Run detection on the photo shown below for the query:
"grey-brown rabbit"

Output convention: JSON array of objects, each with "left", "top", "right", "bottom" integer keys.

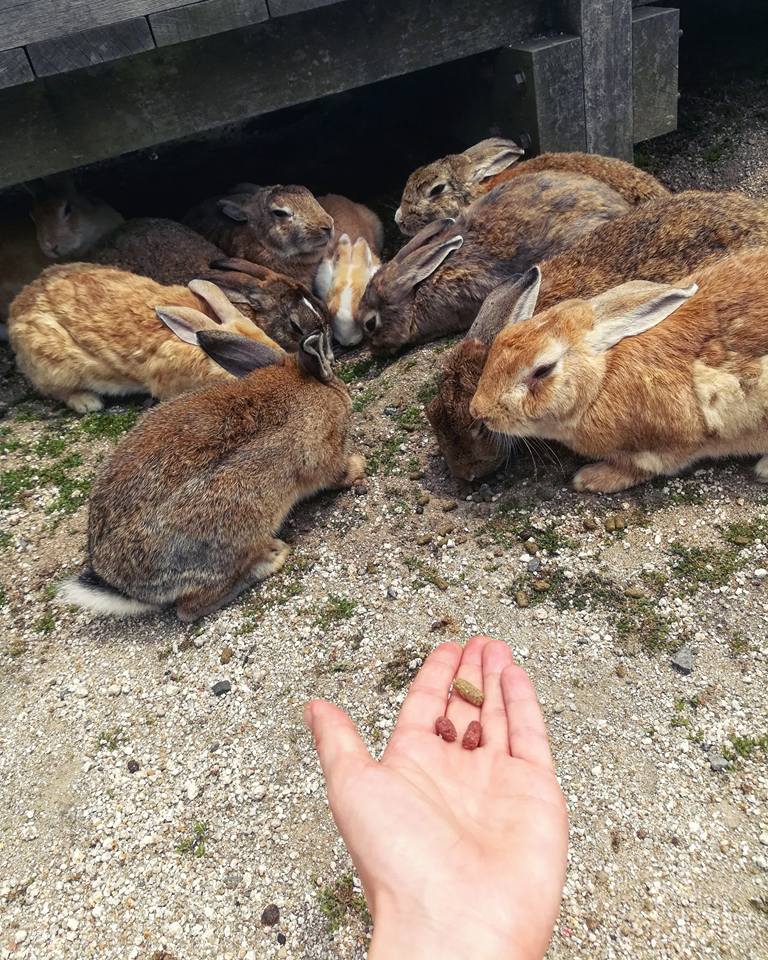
[{"left": 59, "top": 330, "right": 364, "bottom": 622}]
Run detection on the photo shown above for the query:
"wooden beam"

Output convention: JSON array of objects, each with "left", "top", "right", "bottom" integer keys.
[
  {"left": 26, "top": 19, "right": 155, "bottom": 78},
  {"left": 267, "top": 0, "right": 344, "bottom": 16},
  {"left": 632, "top": 6, "right": 679, "bottom": 143},
  {"left": 557, "top": 0, "right": 634, "bottom": 160},
  {"left": 0, "top": 47, "right": 34, "bottom": 89},
  {"left": 495, "top": 36, "right": 586, "bottom": 155},
  {"left": 0, "top": 0, "right": 543, "bottom": 189},
  {"left": 0, "top": 0, "right": 190, "bottom": 52},
  {"left": 150, "top": 0, "right": 269, "bottom": 47}
]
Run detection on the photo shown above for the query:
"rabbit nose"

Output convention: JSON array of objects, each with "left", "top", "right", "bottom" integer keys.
[{"left": 394, "top": 207, "right": 402, "bottom": 225}]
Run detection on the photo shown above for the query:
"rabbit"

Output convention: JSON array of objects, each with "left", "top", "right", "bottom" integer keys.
[
  {"left": 469, "top": 248, "right": 768, "bottom": 493},
  {"left": 8, "top": 264, "right": 282, "bottom": 413},
  {"left": 29, "top": 174, "right": 228, "bottom": 287},
  {"left": 58, "top": 328, "right": 365, "bottom": 621},
  {"left": 315, "top": 234, "right": 381, "bottom": 346},
  {"left": 359, "top": 169, "right": 631, "bottom": 356},
  {"left": 427, "top": 189, "right": 768, "bottom": 481},
  {"left": 194, "top": 256, "right": 332, "bottom": 351},
  {"left": 317, "top": 194, "right": 384, "bottom": 254},
  {"left": 184, "top": 184, "right": 334, "bottom": 289},
  {"left": 395, "top": 138, "right": 669, "bottom": 236}
]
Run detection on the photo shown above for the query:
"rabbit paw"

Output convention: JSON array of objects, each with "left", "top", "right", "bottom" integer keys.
[
  {"left": 755, "top": 456, "right": 768, "bottom": 483},
  {"left": 253, "top": 539, "right": 290, "bottom": 579},
  {"left": 341, "top": 454, "right": 366, "bottom": 487},
  {"left": 66, "top": 391, "right": 104, "bottom": 414},
  {"left": 573, "top": 461, "right": 647, "bottom": 494}
]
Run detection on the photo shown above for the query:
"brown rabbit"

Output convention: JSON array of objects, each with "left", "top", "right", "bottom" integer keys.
[
  {"left": 317, "top": 194, "right": 384, "bottom": 255},
  {"left": 470, "top": 250, "right": 768, "bottom": 493},
  {"left": 427, "top": 189, "right": 768, "bottom": 481},
  {"left": 194, "top": 257, "right": 331, "bottom": 351},
  {"left": 395, "top": 138, "right": 669, "bottom": 236},
  {"left": 8, "top": 264, "right": 282, "bottom": 412},
  {"left": 30, "top": 175, "right": 223, "bottom": 286},
  {"left": 58, "top": 330, "right": 364, "bottom": 621},
  {"left": 184, "top": 184, "right": 334, "bottom": 288},
  {"left": 359, "top": 170, "right": 630, "bottom": 355}
]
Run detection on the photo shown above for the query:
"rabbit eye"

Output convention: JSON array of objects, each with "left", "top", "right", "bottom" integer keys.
[
  {"left": 290, "top": 318, "right": 303, "bottom": 335},
  {"left": 532, "top": 362, "right": 556, "bottom": 380},
  {"left": 364, "top": 312, "right": 380, "bottom": 335},
  {"left": 272, "top": 207, "right": 292, "bottom": 219},
  {"left": 428, "top": 183, "right": 447, "bottom": 198}
]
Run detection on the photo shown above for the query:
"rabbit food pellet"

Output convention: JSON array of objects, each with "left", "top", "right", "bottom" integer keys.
[
  {"left": 452, "top": 678, "right": 485, "bottom": 706},
  {"left": 434, "top": 716, "right": 457, "bottom": 742},
  {"left": 462, "top": 720, "right": 482, "bottom": 750}
]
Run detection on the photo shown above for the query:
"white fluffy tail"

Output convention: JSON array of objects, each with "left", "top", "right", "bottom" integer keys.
[{"left": 58, "top": 570, "right": 161, "bottom": 618}]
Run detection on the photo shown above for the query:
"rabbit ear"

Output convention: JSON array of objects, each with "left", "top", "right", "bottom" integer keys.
[
  {"left": 156, "top": 306, "right": 219, "bottom": 344},
  {"left": 353, "top": 237, "right": 373, "bottom": 268},
  {"left": 586, "top": 282, "right": 698, "bottom": 353},
  {"left": 188, "top": 279, "right": 248, "bottom": 325},
  {"left": 389, "top": 235, "right": 463, "bottom": 300},
  {"left": 467, "top": 267, "right": 542, "bottom": 344},
  {"left": 196, "top": 329, "right": 284, "bottom": 378},
  {"left": 298, "top": 329, "right": 334, "bottom": 383},
  {"left": 217, "top": 199, "right": 249, "bottom": 223},
  {"left": 393, "top": 218, "right": 455, "bottom": 262},
  {"left": 462, "top": 138, "right": 525, "bottom": 182},
  {"left": 210, "top": 258, "right": 277, "bottom": 281}
]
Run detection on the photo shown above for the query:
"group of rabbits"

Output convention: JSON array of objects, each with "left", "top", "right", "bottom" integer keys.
[{"left": 3, "top": 135, "right": 768, "bottom": 621}]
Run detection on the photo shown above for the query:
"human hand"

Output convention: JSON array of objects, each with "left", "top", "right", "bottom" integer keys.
[{"left": 305, "top": 636, "right": 568, "bottom": 960}]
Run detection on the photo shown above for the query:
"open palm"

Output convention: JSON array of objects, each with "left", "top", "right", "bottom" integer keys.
[{"left": 305, "top": 636, "right": 568, "bottom": 960}]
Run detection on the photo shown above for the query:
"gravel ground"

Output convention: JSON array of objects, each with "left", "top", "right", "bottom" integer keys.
[{"left": 2, "top": 66, "right": 768, "bottom": 960}]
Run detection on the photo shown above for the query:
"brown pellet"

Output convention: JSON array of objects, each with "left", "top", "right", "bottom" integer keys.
[
  {"left": 462, "top": 720, "right": 482, "bottom": 750},
  {"left": 452, "top": 677, "right": 485, "bottom": 707},
  {"left": 434, "top": 716, "right": 457, "bottom": 742}
]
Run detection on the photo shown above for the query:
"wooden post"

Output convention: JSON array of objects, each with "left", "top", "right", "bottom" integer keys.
[{"left": 556, "top": 0, "right": 634, "bottom": 160}]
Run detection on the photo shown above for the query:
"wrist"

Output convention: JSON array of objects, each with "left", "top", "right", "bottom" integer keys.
[{"left": 368, "top": 901, "right": 537, "bottom": 960}]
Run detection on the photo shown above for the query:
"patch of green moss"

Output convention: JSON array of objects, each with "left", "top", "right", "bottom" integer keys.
[
  {"left": 377, "top": 645, "right": 426, "bottom": 692},
  {"left": 416, "top": 374, "right": 440, "bottom": 405},
  {"left": 352, "top": 387, "right": 377, "bottom": 413},
  {"left": 315, "top": 595, "right": 357, "bottom": 629},
  {"left": 723, "top": 732, "right": 768, "bottom": 762},
  {"left": 403, "top": 555, "right": 449, "bottom": 591},
  {"left": 176, "top": 820, "right": 208, "bottom": 857},
  {"left": 76, "top": 409, "right": 139, "bottom": 439},
  {"left": 317, "top": 873, "right": 371, "bottom": 932},
  {"left": 669, "top": 542, "right": 743, "bottom": 588},
  {"left": 337, "top": 357, "right": 380, "bottom": 383},
  {"left": 33, "top": 612, "right": 56, "bottom": 634},
  {"left": 721, "top": 519, "right": 767, "bottom": 547}
]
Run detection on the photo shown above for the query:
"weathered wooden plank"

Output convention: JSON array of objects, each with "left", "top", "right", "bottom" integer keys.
[
  {"left": 557, "top": 0, "right": 634, "bottom": 160},
  {"left": 0, "top": 47, "right": 34, "bottom": 89},
  {"left": 27, "top": 18, "right": 155, "bottom": 77},
  {"left": 151, "top": 0, "right": 269, "bottom": 47},
  {"left": 632, "top": 6, "right": 679, "bottom": 143},
  {"left": 495, "top": 36, "right": 586, "bottom": 156},
  {"left": 0, "top": 0, "right": 192, "bottom": 52},
  {"left": 267, "top": 0, "right": 344, "bottom": 17},
  {"left": 0, "top": 0, "right": 544, "bottom": 189}
]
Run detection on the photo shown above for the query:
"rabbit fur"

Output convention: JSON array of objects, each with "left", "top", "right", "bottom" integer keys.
[
  {"left": 395, "top": 138, "right": 668, "bottom": 235},
  {"left": 8, "top": 264, "right": 282, "bottom": 413},
  {"left": 470, "top": 249, "right": 768, "bottom": 493},
  {"left": 58, "top": 330, "right": 364, "bottom": 621},
  {"left": 427, "top": 189, "right": 768, "bottom": 481},
  {"left": 359, "top": 170, "right": 631, "bottom": 355}
]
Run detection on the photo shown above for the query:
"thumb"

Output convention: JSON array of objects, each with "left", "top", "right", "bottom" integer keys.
[{"left": 305, "top": 699, "right": 371, "bottom": 790}]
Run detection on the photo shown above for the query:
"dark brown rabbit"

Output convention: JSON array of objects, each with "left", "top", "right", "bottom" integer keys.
[
  {"left": 59, "top": 329, "right": 364, "bottom": 621},
  {"left": 395, "top": 138, "right": 669, "bottom": 235},
  {"left": 196, "top": 257, "right": 331, "bottom": 351},
  {"left": 359, "top": 170, "right": 631, "bottom": 355},
  {"left": 427, "top": 190, "right": 768, "bottom": 481},
  {"left": 184, "top": 184, "right": 334, "bottom": 289}
]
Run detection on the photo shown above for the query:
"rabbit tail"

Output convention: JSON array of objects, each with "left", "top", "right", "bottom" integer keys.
[{"left": 58, "top": 568, "right": 161, "bottom": 618}]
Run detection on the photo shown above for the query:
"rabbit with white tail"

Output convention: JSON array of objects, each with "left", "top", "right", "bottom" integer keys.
[
  {"left": 470, "top": 250, "right": 768, "bottom": 493},
  {"left": 59, "top": 329, "right": 364, "bottom": 621}
]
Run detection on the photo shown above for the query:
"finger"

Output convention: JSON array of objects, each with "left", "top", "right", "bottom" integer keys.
[
  {"left": 480, "top": 639, "right": 515, "bottom": 751},
  {"left": 394, "top": 642, "right": 462, "bottom": 734},
  {"left": 501, "top": 664, "right": 555, "bottom": 770},
  {"left": 304, "top": 699, "right": 371, "bottom": 791},
  {"left": 446, "top": 634, "right": 492, "bottom": 731}
]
